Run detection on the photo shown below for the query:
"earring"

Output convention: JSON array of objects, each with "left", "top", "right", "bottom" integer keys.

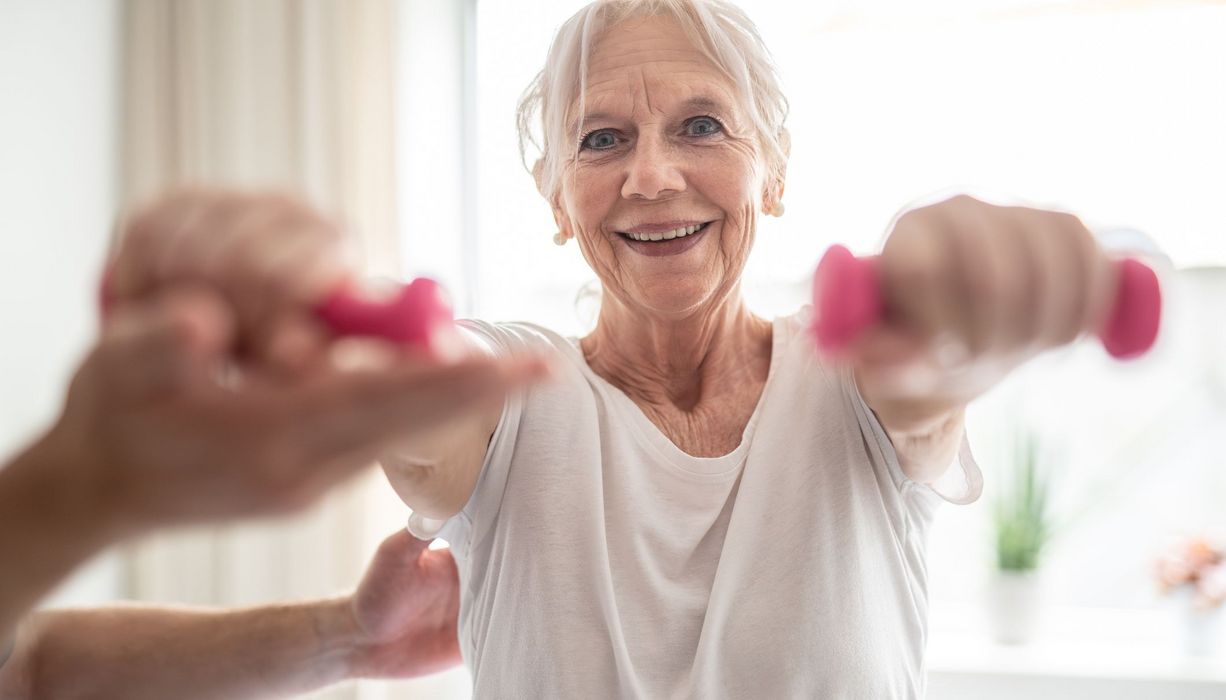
[
  {"left": 766, "top": 201, "right": 785, "bottom": 217},
  {"left": 553, "top": 231, "right": 568, "bottom": 246}
]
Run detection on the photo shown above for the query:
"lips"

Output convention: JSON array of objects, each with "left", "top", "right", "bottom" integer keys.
[
  {"left": 616, "top": 221, "right": 714, "bottom": 257},
  {"left": 617, "top": 221, "right": 711, "bottom": 242}
]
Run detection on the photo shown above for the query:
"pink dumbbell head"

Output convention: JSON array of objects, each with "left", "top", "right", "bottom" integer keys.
[
  {"left": 811, "top": 245, "right": 1162, "bottom": 360},
  {"left": 315, "top": 278, "right": 454, "bottom": 348}
]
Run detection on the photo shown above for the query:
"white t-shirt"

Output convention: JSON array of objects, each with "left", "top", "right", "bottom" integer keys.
[{"left": 408, "top": 307, "right": 982, "bottom": 699}]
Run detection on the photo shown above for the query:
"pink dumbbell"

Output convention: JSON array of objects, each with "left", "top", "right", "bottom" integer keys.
[
  {"left": 100, "top": 270, "right": 454, "bottom": 348},
  {"left": 314, "top": 278, "right": 454, "bottom": 346},
  {"left": 811, "top": 245, "right": 1162, "bottom": 360}
]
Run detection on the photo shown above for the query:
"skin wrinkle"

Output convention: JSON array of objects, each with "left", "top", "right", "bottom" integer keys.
[{"left": 553, "top": 15, "right": 777, "bottom": 458}]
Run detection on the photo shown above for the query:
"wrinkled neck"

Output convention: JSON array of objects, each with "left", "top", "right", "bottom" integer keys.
[{"left": 579, "top": 294, "right": 771, "bottom": 412}]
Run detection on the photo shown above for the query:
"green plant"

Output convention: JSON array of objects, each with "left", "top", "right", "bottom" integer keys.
[{"left": 992, "top": 430, "right": 1051, "bottom": 572}]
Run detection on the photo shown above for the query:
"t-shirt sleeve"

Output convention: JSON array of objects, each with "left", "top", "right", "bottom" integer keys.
[
  {"left": 842, "top": 366, "right": 983, "bottom": 507},
  {"left": 405, "top": 319, "right": 527, "bottom": 549}
]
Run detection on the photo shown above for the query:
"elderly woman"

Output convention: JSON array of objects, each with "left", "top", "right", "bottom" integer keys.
[{"left": 110, "top": 0, "right": 1120, "bottom": 697}]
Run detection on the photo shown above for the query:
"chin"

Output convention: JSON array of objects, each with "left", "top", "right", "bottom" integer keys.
[{"left": 631, "top": 281, "right": 720, "bottom": 318}]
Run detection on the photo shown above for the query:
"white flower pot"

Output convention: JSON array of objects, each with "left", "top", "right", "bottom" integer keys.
[
  {"left": 987, "top": 569, "right": 1042, "bottom": 645},
  {"left": 1173, "top": 587, "right": 1223, "bottom": 657}
]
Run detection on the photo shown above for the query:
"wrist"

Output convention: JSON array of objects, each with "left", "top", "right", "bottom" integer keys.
[
  {"left": 311, "top": 595, "right": 369, "bottom": 682},
  {"left": 0, "top": 430, "right": 128, "bottom": 640},
  {"left": 30, "top": 423, "right": 138, "bottom": 546}
]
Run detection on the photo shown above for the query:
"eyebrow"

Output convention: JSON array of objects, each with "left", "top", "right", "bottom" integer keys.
[{"left": 575, "top": 96, "right": 735, "bottom": 131}]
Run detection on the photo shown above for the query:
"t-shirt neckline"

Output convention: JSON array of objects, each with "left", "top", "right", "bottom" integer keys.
[{"left": 562, "top": 315, "right": 787, "bottom": 477}]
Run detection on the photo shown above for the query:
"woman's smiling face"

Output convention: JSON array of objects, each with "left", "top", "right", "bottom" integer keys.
[{"left": 551, "top": 14, "right": 772, "bottom": 320}]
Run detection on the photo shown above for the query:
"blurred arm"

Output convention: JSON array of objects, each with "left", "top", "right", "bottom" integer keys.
[
  {"left": 0, "top": 434, "right": 124, "bottom": 663},
  {"left": 0, "top": 598, "right": 364, "bottom": 700}
]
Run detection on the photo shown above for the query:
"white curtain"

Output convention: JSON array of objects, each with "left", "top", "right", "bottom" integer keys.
[{"left": 118, "top": 2, "right": 415, "bottom": 698}]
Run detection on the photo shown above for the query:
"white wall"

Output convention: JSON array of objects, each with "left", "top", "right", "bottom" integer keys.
[{"left": 0, "top": 0, "right": 122, "bottom": 604}]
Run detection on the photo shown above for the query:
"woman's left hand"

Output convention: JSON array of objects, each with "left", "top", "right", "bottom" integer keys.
[
  {"left": 345, "top": 530, "right": 462, "bottom": 680},
  {"left": 850, "top": 194, "right": 1117, "bottom": 405}
]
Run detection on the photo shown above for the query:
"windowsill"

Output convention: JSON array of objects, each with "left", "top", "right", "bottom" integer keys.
[{"left": 927, "top": 602, "right": 1226, "bottom": 685}]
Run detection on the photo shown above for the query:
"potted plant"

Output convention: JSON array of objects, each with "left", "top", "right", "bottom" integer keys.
[
  {"left": 987, "top": 430, "right": 1051, "bottom": 645},
  {"left": 1155, "top": 536, "right": 1226, "bottom": 656}
]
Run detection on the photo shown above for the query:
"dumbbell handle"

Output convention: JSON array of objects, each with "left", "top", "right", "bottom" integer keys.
[
  {"left": 810, "top": 245, "right": 1162, "bottom": 360},
  {"left": 314, "top": 278, "right": 454, "bottom": 346}
]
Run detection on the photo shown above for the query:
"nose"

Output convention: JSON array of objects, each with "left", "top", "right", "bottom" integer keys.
[{"left": 621, "top": 135, "right": 686, "bottom": 200}]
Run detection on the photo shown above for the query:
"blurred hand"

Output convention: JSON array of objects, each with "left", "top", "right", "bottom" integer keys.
[
  {"left": 106, "top": 188, "right": 352, "bottom": 367},
  {"left": 43, "top": 286, "right": 547, "bottom": 534},
  {"left": 851, "top": 194, "right": 1116, "bottom": 401},
  {"left": 348, "top": 529, "right": 462, "bottom": 679}
]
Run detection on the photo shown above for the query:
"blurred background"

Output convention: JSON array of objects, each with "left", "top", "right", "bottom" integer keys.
[{"left": 2, "top": 0, "right": 1224, "bottom": 698}]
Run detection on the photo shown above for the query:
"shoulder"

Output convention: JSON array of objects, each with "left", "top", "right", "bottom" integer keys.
[{"left": 456, "top": 319, "right": 576, "bottom": 358}]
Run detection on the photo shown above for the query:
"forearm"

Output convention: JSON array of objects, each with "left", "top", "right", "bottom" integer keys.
[
  {"left": 0, "top": 598, "right": 363, "bottom": 700},
  {"left": 853, "top": 365, "right": 970, "bottom": 484},
  {"left": 0, "top": 433, "right": 122, "bottom": 650},
  {"left": 885, "top": 407, "right": 966, "bottom": 484}
]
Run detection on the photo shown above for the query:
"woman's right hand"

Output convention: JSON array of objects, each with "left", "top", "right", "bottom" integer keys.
[
  {"left": 107, "top": 188, "right": 361, "bottom": 367},
  {"left": 63, "top": 188, "right": 551, "bottom": 533},
  {"left": 42, "top": 285, "right": 549, "bottom": 535}
]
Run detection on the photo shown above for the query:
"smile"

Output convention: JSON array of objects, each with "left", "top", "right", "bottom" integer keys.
[
  {"left": 614, "top": 221, "right": 714, "bottom": 257},
  {"left": 616, "top": 221, "right": 711, "bottom": 242}
]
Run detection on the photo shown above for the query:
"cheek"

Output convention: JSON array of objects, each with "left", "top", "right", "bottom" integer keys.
[
  {"left": 700, "top": 144, "right": 763, "bottom": 209},
  {"left": 697, "top": 164, "right": 761, "bottom": 235},
  {"left": 565, "top": 173, "right": 620, "bottom": 234}
]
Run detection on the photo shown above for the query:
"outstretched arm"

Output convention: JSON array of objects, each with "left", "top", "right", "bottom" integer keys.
[
  {"left": 851, "top": 195, "right": 1117, "bottom": 483},
  {"left": 0, "top": 530, "right": 460, "bottom": 700}
]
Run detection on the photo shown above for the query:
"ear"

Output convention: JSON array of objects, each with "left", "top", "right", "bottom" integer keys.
[
  {"left": 762, "top": 127, "right": 791, "bottom": 212},
  {"left": 534, "top": 157, "right": 575, "bottom": 239},
  {"left": 531, "top": 158, "right": 548, "bottom": 199}
]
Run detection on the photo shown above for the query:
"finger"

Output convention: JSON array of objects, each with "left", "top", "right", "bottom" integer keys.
[
  {"left": 110, "top": 188, "right": 229, "bottom": 301},
  {"left": 880, "top": 212, "right": 951, "bottom": 344},
  {"left": 381, "top": 528, "right": 433, "bottom": 562},
  {"left": 1034, "top": 213, "right": 1090, "bottom": 348},
  {"left": 252, "top": 214, "right": 350, "bottom": 303},
  {"left": 220, "top": 205, "right": 345, "bottom": 300},
  {"left": 154, "top": 195, "right": 239, "bottom": 283},
  {"left": 287, "top": 355, "right": 553, "bottom": 462},
  {"left": 943, "top": 208, "right": 998, "bottom": 357},
  {"left": 218, "top": 205, "right": 352, "bottom": 352},
  {"left": 1077, "top": 225, "right": 1117, "bottom": 339},
  {"left": 195, "top": 197, "right": 295, "bottom": 289},
  {"left": 982, "top": 209, "right": 1038, "bottom": 353},
  {"left": 993, "top": 210, "right": 1041, "bottom": 351},
  {"left": 260, "top": 310, "right": 334, "bottom": 376},
  {"left": 96, "top": 286, "right": 237, "bottom": 399}
]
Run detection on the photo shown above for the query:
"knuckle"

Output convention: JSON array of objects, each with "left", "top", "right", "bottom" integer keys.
[
  {"left": 1051, "top": 210, "right": 1086, "bottom": 232},
  {"left": 894, "top": 206, "right": 933, "bottom": 232},
  {"left": 159, "top": 310, "right": 201, "bottom": 351}
]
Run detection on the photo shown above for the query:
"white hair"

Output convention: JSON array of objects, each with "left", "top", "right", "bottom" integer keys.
[{"left": 517, "top": 0, "right": 790, "bottom": 203}]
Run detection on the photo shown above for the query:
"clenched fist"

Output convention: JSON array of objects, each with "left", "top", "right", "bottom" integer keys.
[{"left": 852, "top": 194, "right": 1118, "bottom": 403}]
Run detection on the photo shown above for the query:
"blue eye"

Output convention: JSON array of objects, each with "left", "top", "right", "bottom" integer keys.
[
  {"left": 686, "top": 116, "right": 723, "bottom": 136},
  {"left": 581, "top": 130, "right": 617, "bottom": 150}
]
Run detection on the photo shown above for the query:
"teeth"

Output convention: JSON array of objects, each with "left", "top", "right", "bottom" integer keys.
[{"left": 623, "top": 223, "right": 705, "bottom": 242}]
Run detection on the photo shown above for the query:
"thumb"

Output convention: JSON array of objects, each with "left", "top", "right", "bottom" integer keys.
[
  {"left": 94, "top": 286, "right": 236, "bottom": 398},
  {"left": 381, "top": 527, "right": 434, "bottom": 566}
]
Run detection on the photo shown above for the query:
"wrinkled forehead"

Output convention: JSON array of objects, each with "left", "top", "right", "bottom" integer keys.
[{"left": 568, "top": 15, "right": 741, "bottom": 129}]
